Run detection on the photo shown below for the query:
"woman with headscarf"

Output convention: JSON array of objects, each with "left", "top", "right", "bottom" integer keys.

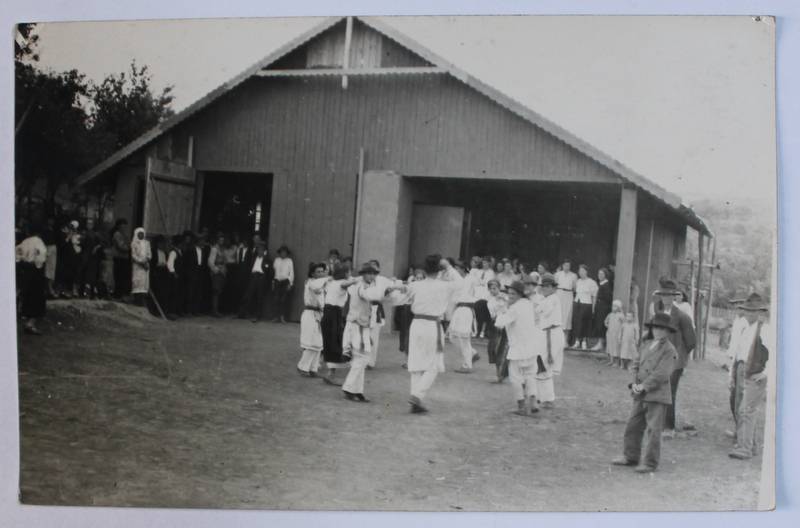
[
  {"left": 16, "top": 226, "right": 48, "bottom": 334},
  {"left": 130, "top": 227, "right": 152, "bottom": 306}
]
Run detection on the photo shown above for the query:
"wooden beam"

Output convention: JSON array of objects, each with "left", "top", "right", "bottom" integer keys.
[
  {"left": 342, "top": 16, "right": 353, "bottom": 89},
  {"left": 641, "top": 218, "right": 655, "bottom": 326},
  {"left": 613, "top": 187, "right": 637, "bottom": 312},
  {"left": 255, "top": 67, "right": 446, "bottom": 77},
  {"left": 352, "top": 147, "right": 366, "bottom": 264}
]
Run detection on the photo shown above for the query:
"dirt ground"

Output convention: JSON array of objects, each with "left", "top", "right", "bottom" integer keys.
[{"left": 16, "top": 300, "right": 764, "bottom": 511}]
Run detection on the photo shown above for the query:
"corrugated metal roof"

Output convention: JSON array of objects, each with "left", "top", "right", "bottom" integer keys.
[{"left": 75, "top": 15, "right": 711, "bottom": 236}]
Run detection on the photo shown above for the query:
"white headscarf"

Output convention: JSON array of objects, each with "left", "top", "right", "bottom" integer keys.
[{"left": 131, "top": 227, "right": 150, "bottom": 262}]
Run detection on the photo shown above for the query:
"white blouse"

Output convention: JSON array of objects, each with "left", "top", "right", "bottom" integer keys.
[{"left": 574, "top": 278, "right": 598, "bottom": 304}]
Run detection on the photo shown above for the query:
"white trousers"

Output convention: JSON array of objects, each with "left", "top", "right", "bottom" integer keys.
[
  {"left": 343, "top": 349, "right": 371, "bottom": 395},
  {"left": 410, "top": 370, "right": 439, "bottom": 402},
  {"left": 368, "top": 325, "right": 381, "bottom": 367},
  {"left": 455, "top": 335, "right": 475, "bottom": 369},
  {"left": 297, "top": 348, "right": 321, "bottom": 373},
  {"left": 509, "top": 358, "right": 538, "bottom": 401}
]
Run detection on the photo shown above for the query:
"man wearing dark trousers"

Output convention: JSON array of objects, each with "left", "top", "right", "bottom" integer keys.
[
  {"left": 238, "top": 240, "right": 271, "bottom": 322},
  {"left": 652, "top": 279, "right": 696, "bottom": 439}
]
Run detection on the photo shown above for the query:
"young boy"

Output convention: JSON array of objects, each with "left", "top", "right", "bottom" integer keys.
[
  {"left": 494, "top": 280, "right": 544, "bottom": 416},
  {"left": 612, "top": 313, "right": 678, "bottom": 473}
]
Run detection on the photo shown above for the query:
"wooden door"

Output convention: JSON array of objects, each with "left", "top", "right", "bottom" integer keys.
[
  {"left": 409, "top": 204, "right": 465, "bottom": 265},
  {"left": 143, "top": 157, "right": 197, "bottom": 236}
]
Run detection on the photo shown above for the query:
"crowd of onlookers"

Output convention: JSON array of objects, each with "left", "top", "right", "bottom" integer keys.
[{"left": 14, "top": 214, "right": 303, "bottom": 330}]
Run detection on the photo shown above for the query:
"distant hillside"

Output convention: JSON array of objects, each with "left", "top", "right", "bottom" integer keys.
[{"left": 684, "top": 197, "right": 775, "bottom": 308}]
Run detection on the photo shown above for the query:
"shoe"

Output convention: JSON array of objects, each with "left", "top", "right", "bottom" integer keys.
[
  {"left": 581, "top": 342, "right": 587, "bottom": 350},
  {"left": 297, "top": 368, "right": 310, "bottom": 376},
  {"left": 322, "top": 377, "right": 343, "bottom": 387},
  {"left": 724, "top": 430, "right": 737, "bottom": 439},
  {"left": 344, "top": 391, "right": 358, "bottom": 401},
  {"left": 366, "top": 365, "right": 374, "bottom": 371},
  {"left": 409, "top": 396, "right": 429, "bottom": 414},
  {"left": 308, "top": 371, "right": 319, "bottom": 378},
  {"left": 611, "top": 457, "right": 638, "bottom": 467},
  {"left": 472, "top": 353, "right": 481, "bottom": 363},
  {"left": 634, "top": 465, "right": 656, "bottom": 473},
  {"left": 661, "top": 429, "right": 676, "bottom": 440},
  {"left": 23, "top": 327, "right": 42, "bottom": 335},
  {"left": 541, "top": 401, "right": 554, "bottom": 409},
  {"left": 355, "top": 393, "right": 370, "bottom": 402},
  {"left": 454, "top": 368, "right": 473, "bottom": 374},
  {"left": 728, "top": 449, "right": 752, "bottom": 460},
  {"left": 591, "top": 342, "right": 604, "bottom": 351},
  {"left": 251, "top": 318, "right": 259, "bottom": 323}
]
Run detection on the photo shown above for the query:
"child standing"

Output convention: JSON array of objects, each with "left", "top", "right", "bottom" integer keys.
[
  {"left": 604, "top": 300, "right": 625, "bottom": 367},
  {"left": 619, "top": 311, "right": 640, "bottom": 370},
  {"left": 611, "top": 313, "right": 678, "bottom": 473}
]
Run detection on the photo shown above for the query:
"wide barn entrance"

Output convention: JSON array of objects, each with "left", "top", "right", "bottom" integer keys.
[{"left": 356, "top": 171, "right": 623, "bottom": 281}]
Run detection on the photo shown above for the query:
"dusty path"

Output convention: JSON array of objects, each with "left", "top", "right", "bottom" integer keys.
[{"left": 17, "top": 300, "right": 762, "bottom": 511}]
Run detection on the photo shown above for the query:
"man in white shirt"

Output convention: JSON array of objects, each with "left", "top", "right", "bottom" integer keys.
[
  {"left": 272, "top": 245, "right": 294, "bottom": 323},
  {"left": 728, "top": 293, "right": 772, "bottom": 460}
]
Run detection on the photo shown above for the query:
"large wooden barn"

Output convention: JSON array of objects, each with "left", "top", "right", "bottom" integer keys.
[{"left": 77, "top": 16, "right": 711, "bottom": 324}]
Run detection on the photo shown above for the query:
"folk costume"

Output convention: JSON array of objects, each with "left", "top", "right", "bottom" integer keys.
[
  {"left": 448, "top": 266, "right": 480, "bottom": 372},
  {"left": 341, "top": 267, "right": 389, "bottom": 401},
  {"left": 537, "top": 274, "right": 565, "bottom": 382},
  {"left": 367, "top": 274, "right": 393, "bottom": 368},
  {"left": 389, "top": 271, "right": 463, "bottom": 412},
  {"left": 298, "top": 272, "right": 330, "bottom": 376},
  {"left": 615, "top": 313, "right": 678, "bottom": 472},
  {"left": 321, "top": 278, "right": 351, "bottom": 375},
  {"left": 494, "top": 281, "right": 547, "bottom": 415}
]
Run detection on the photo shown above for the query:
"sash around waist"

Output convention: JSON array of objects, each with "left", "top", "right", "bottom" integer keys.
[
  {"left": 412, "top": 314, "right": 442, "bottom": 322},
  {"left": 456, "top": 302, "right": 475, "bottom": 309},
  {"left": 304, "top": 305, "right": 323, "bottom": 312}
]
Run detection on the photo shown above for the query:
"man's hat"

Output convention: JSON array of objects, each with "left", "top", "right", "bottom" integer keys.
[
  {"left": 453, "top": 260, "right": 468, "bottom": 271},
  {"left": 740, "top": 293, "right": 768, "bottom": 311},
  {"left": 358, "top": 262, "right": 379, "bottom": 275},
  {"left": 644, "top": 313, "right": 677, "bottom": 333},
  {"left": 505, "top": 280, "right": 527, "bottom": 297},
  {"left": 540, "top": 273, "right": 558, "bottom": 286},
  {"left": 522, "top": 272, "right": 539, "bottom": 285},
  {"left": 728, "top": 290, "right": 750, "bottom": 304},
  {"left": 654, "top": 278, "right": 679, "bottom": 296},
  {"left": 254, "top": 239, "right": 267, "bottom": 248}
]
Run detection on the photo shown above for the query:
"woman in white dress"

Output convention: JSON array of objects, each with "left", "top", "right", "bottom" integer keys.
[{"left": 130, "top": 227, "right": 151, "bottom": 306}]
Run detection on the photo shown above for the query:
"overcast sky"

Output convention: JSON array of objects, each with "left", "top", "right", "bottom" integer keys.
[{"left": 30, "top": 15, "right": 776, "bottom": 210}]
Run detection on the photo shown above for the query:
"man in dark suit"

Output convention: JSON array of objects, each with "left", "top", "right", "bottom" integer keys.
[
  {"left": 612, "top": 313, "right": 678, "bottom": 473},
  {"left": 183, "top": 231, "right": 202, "bottom": 316},
  {"left": 653, "top": 279, "right": 697, "bottom": 438},
  {"left": 237, "top": 239, "right": 271, "bottom": 322}
]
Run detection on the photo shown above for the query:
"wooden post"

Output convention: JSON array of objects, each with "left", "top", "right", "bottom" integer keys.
[
  {"left": 613, "top": 187, "right": 637, "bottom": 312},
  {"left": 641, "top": 218, "right": 655, "bottom": 329},
  {"left": 695, "top": 234, "right": 705, "bottom": 359},
  {"left": 702, "top": 237, "right": 717, "bottom": 359},
  {"left": 352, "top": 147, "right": 365, "bottom": 264},
  {"left": 342, "top": 17, "right": 353, "bottom": 89}
]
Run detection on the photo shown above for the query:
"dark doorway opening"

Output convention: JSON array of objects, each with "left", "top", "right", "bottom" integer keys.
[
  {"left": 198, "top": 171, "right": 273, "bottom": 240},
  {"left": 406, "top": 177, "right": 620, "bottom": 273}
]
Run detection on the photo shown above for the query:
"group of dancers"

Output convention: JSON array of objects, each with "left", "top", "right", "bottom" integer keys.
[{"left": 295, "top": 253, "right": 566, "bottom": 415}]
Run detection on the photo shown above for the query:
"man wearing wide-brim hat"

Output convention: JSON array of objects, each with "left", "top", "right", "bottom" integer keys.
[
  {"left": 652, "top": 278, "right": 697, "bottom": 439},
  {"left": 727, "top": 293, "right": 773, "bottom": 460},
  {"left": 724, "top": 290, "right": 750, "bottom": 364},
  {"left": 612, "top": 313, "right": 678, "bottom": 473}
]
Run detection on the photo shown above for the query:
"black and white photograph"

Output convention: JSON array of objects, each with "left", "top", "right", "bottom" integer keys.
[{"left": 3, "top": 1, "right": 793, "bottom": 525}]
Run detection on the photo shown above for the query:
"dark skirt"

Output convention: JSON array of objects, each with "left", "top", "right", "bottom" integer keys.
[
  {"left": 321, "top": 304, "right": 347, "bottom": 364},
  {"left": 19, "top": 262, "right": 46, "bottom": 319},
  {"left": 572, "top": 302, "right": 594, "bottom": 340},
  {"left": 396, "top": 304, "right": 413, "bottom": 353},
  {"left": 593, "top": 299, "right": 612, "bottom": 337},
  {"left": 487, "top": 327, "right": 508, "bottom": 365}
]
